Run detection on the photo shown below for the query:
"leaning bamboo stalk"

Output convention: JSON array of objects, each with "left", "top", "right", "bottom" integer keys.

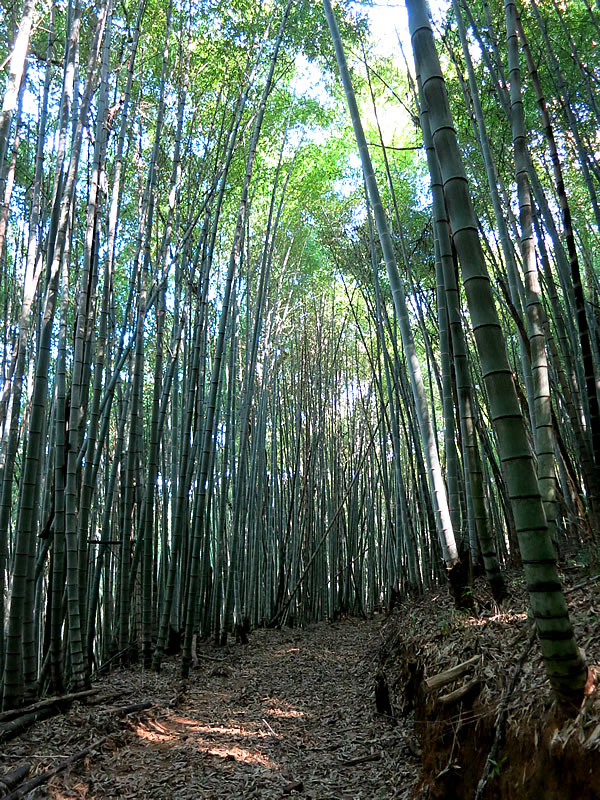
[
  {"left": 406, "top": 0, "right": 587, "bottom": 703},
  {"left": 323, "top": 0, "right": 460, "bottom": 586}
]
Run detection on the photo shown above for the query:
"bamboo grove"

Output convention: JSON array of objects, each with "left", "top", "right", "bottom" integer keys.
[{"left": 0, "top": 0, "right": 599, "bottom": 710}]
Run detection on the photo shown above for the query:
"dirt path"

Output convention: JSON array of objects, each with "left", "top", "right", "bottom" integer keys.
[{"left": 1, "top": 618, "right": 420, "bottom": 799}]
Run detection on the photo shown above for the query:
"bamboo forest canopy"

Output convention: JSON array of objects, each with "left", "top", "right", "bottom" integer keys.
[{"left": 0, "top": 0, "right": 599, "bottom": 710}]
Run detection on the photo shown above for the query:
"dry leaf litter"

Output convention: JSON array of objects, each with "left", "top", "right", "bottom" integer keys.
[
  {"left": 0, "top": 617, "right": 419, "bottom": 799},
  {"left": 2, "top": 569, "right": 600, "bottom": 799}
]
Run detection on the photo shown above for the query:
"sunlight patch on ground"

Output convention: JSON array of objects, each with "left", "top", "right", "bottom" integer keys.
[
  {"left": 262, "top": 697, "right": 308, "bottom": 719},
  {"left": 264, "top": 705, "right": 306, "bottom": 719},
  {"left": 135, "top": 719, "right": 176, "bottom": 743},
  {"left": 460, "top": 611, "right": 529, "bottom": 628},
  {"left": 272, "top": 646, "right": 306, "bottom": 657},
  {"left": 171, "top": 720, "right": 267, "bottom": 738},
  {"left": 201, "top": 744, "right": 278, "bottom": 768},
  {"left": 134, "top": 713, "right": 288, "bottom": 757}
]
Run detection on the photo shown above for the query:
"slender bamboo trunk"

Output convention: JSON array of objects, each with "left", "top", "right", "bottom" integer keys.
[{"left": 323, "top": 0, "right": 460, "bottom": 593}]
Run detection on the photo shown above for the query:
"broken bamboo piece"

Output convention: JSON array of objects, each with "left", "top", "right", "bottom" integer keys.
[
  {"left": 424, "top": 655, "right": 481, "bottom": 692},
  {"left": 0, "top": 764, "right": 30, "bottom": 795},
  {"left": 1, "top": 738, "right": 106, "bottom": 800},
  {"left": 0, "top": 689, "right": 100, "bottom": 744},
  {"left": 0, "top": 710, "right": 54, "bottom": 744},
  {"left": 438, "top": 676, "right": 481, "bottom": 706},
  {"left": 0, "top": 689, "right": 98, "bottom": 723}
]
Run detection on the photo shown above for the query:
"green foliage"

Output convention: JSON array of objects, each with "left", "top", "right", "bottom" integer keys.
[{"left": 2, "top": 0, "right": 599, "bottom": 701}]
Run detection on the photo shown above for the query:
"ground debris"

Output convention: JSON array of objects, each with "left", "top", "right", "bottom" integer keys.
[
  {"left": 6, "top": 570, "right": 596, "bottom": 799},
  {"left": 0, "top": 618, "right": 419, "bottom": 799},
  {"left": 0, "top": 763, "right": 30, "bottom": 795}
]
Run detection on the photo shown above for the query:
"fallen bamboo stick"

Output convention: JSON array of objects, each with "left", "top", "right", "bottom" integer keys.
[
  {"left": 424, "top": 655, "right": 481, "bottom": 692},
  {"left": 1, "top": 738, "right": 107, "bottom": 800},
  {"left": 0, "top": 689, "right": 98, "bottom": 723},
  {"left": 0, "top": 763, "right": 30, "bottom": 795},
  {"left": 100, "top": 701, "right": 153, "bottom": 716},
  {"left": 438, "top": 676, "right": 481, "bottom": 706},
  {"left": 0, "top": 710, "right": 54, "bottom": 744}
]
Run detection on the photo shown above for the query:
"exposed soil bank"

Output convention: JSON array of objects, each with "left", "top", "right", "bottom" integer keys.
[{"left": 378, "top": 573, "right": 600, "bottom": 799}]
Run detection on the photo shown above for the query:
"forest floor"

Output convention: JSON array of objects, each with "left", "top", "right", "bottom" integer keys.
[
  {"left": 0, "top": 617, "right": 420, "bottom": 799},
  {"left": 2, "top": 567, "right": 600, "bottom": 799}
]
